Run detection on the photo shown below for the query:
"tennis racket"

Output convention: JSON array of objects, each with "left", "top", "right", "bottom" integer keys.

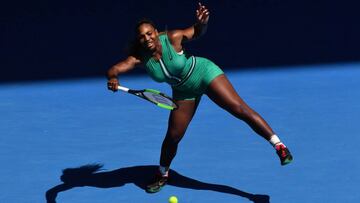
[{"left": 117, "top": 86, "right": 178, "bottom": 110}]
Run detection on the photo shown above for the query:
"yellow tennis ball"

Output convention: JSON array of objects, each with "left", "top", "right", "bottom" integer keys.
[{"left": 169, "top": 196, "right": 178, "bottom": 203}]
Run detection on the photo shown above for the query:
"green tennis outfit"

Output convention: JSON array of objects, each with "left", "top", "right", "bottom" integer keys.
[{"left": 143, "top": 33, "right": 223, "bottom": 100}]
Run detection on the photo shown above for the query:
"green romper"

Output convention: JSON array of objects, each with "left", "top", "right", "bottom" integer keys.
[{"left": 143, "top": 33, "right": 224, "bottom": 100}]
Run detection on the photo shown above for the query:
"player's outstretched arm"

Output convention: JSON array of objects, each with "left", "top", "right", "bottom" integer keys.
[
  {"left": 170, "top": 2, "right": 210, "bottom": 43},
  {"left": 106, "top": 56, "right": 141, "bottom": 91}
]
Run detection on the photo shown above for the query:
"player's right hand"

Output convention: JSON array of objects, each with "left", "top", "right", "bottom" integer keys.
[{"left": 107, "top": 78, "right": 119, "bottom": 92}]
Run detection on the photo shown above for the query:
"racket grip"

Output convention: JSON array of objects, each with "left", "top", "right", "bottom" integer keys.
[{"left": 117, "top": 86, "right": 130, "bottom": 92}]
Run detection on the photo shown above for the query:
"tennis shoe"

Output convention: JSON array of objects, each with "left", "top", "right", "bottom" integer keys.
[
  {"left": 275, "top": 144, "right": 293, "bottom": 166},
  {"left": 146, "top": 172, "right": 168, "bottom": 193}
]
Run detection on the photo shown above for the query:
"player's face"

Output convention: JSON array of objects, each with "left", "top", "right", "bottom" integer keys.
[{"left": 137, "top": 24, "right": 159, "bottom": 51}]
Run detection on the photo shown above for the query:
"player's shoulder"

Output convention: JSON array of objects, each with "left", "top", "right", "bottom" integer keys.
[{"left": 165, "top": 30, "right": 183, "bottom": 44}]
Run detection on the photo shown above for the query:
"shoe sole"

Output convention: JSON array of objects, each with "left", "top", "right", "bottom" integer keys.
[
  {"left": 281, "top": 155, "right": 293, "bottom": 166},
  {"left": 146, "top": 186, "right": 164, "bottom": 193}
]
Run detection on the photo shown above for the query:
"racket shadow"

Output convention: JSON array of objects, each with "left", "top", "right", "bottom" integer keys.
[{"left": 45, "top": 164, "right": 270, "bottom": 203}]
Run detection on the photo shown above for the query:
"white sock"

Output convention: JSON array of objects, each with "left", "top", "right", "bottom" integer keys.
[
  {"left": 159, "top": 166, "right": 169, "bottom": 177},
  {"left": 269, "top": 135, "right": 283, "bottom": 147}
]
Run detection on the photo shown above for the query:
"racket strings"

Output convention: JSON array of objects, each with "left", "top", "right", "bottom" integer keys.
[{"left": 143, "top": 92, "right": 176, "bottom": 107}]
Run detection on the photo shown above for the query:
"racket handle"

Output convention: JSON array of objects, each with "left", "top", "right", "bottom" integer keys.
[{"left": 117, "top": 86, "right": 130, "bottom": 92}]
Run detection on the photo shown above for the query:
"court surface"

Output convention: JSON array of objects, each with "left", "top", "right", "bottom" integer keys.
[{"left": 1, "top": 63, "right": 359, "bottom": 203}]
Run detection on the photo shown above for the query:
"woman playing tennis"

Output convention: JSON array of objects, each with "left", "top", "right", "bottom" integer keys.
[{"left": 107, "top": 2, "right": 293, "bottom": 193}]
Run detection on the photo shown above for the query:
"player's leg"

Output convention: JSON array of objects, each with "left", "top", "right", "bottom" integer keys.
[
  {"left": 160, "top": 99, "right": 200, "bottom": 168},
  {"left": 146, "top": 98, "right": 200, "bottom": 193},
  {"left": 207, "top": 74, "right": 274, "bottom": 139},
  {"left": 206, "top": 74, "right": 293, "bottom": 165}
]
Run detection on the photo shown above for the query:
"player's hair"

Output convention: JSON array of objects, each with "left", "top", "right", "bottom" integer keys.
[{"left": 135, "top": 18, "right": 157, "bottom": 33}]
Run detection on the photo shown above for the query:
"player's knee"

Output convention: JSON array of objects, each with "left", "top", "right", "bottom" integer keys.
[
  {"left": 167, "top": 129, "right": 185, "bottom": 144},
  {"left": 229, "top": 103, "right": 251, "bottom": 120}
]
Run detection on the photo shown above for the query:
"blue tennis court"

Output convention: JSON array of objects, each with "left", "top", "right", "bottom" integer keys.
[{"left": 1, "top": 63, "right": 359, "bottom": 203}]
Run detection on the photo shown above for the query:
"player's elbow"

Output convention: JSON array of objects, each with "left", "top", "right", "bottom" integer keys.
[{"left": 106, "top": 66, "right": 118, "bottom": 79}]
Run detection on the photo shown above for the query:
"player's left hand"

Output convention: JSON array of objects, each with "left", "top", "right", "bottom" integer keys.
[{"left": 196, "top": 2, "right": 210, "bottom": 24}]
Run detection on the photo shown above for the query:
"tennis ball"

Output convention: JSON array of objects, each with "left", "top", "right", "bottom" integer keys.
[{"left": 169, "top": 196, "right": 178, "bottom": 203}]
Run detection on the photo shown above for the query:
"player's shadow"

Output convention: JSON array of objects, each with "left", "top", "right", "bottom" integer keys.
[{"left": 46, "top": 164, "right": 270, "bottom": 203}]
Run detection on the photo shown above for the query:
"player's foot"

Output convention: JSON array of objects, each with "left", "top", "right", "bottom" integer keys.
[
  {"left": 146, "top": 172, "right": 168, "bottom": 193},
  {"left": 275, "top": 144, "right": 293, "bottom": 165}
]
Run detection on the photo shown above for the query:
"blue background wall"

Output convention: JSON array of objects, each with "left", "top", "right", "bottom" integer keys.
[{"left": 1, "top": 0, "right": 359, "bottom": 82}]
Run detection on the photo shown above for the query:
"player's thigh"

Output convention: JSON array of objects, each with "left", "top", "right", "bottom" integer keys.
[
  {"left": 167, "top": 99, "right": 199, "bottom": 136},
  {"left": 206, "top": 74, "right": 247, "bottom": 111}
]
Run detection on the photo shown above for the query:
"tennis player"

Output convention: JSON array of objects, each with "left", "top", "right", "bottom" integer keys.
[{"left": 106, "top": 2, "right": 293, "bottom": 193}]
